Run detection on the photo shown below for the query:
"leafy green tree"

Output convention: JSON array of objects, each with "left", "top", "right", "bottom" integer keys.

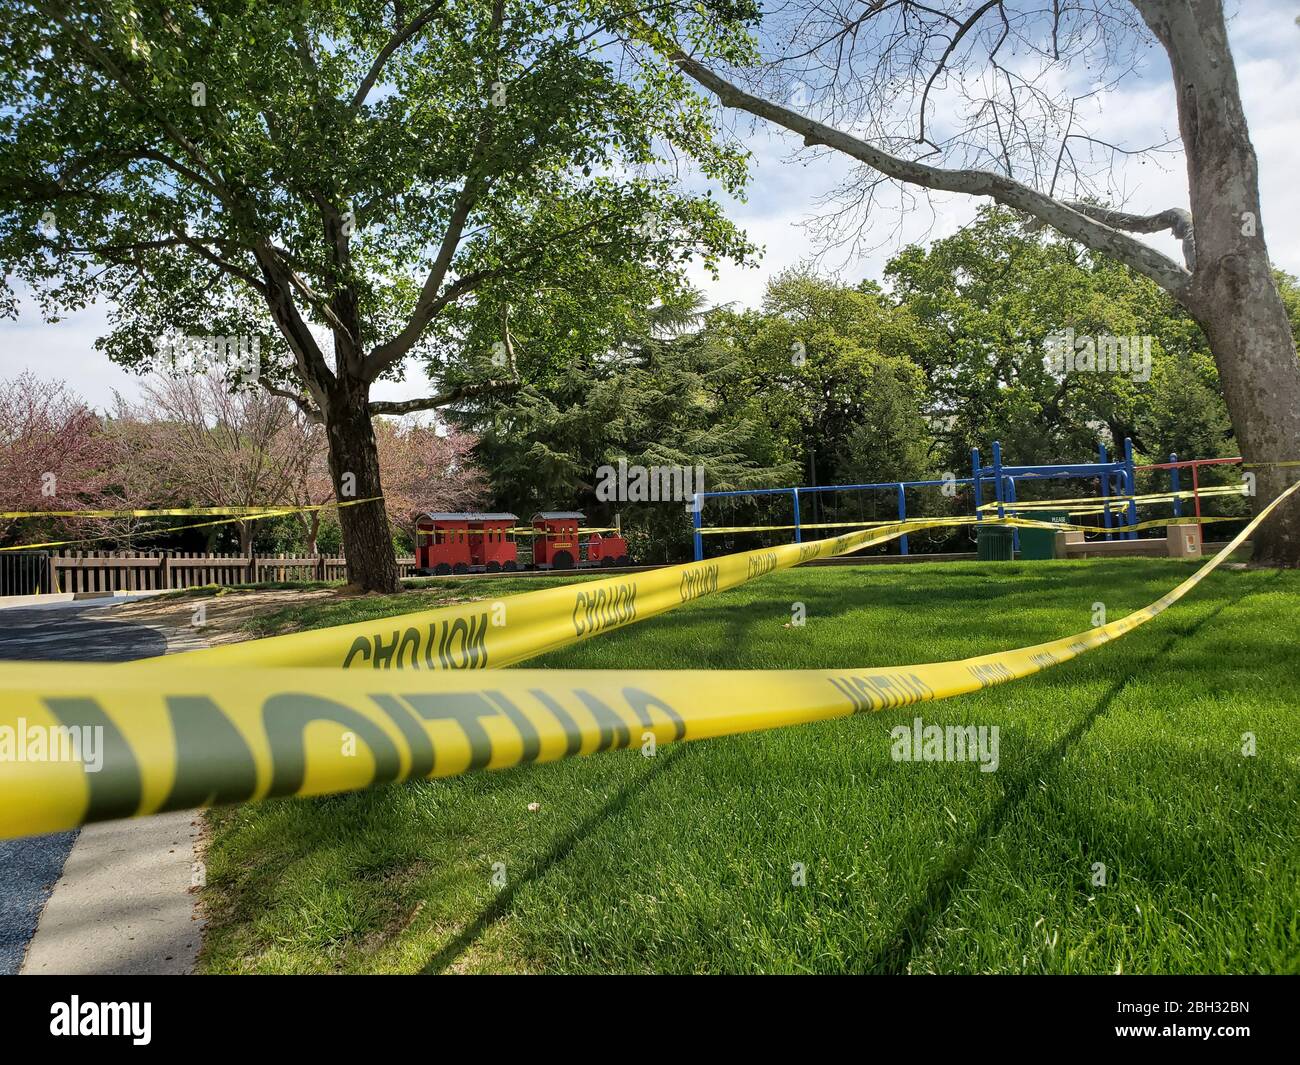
[
  {"left": 464, "top": 288, "right": 794, "bottom": 560},
  {"left": 0, "top": 0, "right": 750, "bottom": 589},
  {"left": 886, "top": 206, "right": 1237, "bottom": 474},
  {"left": 1136, "top": 352, "right": 1233, "bottom": 463},
  {"left": 709, "top": 269, "right": 933, "bottom": 489}
]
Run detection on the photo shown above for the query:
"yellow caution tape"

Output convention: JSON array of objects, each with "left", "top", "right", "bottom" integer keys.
[
  {"left": 1051, "top": 515, "right": 1243, "bottom": 535},
  {"left": 701, "top": 519, "right": 905, "bottom": 534},
  {"left": 702, "top": 514, "right": 1244, "bottom": 537},
  {"left": 0, "top": 498, "right": 382, "bottom": 552},
  {"left": 2, "top": 504, "right": 343, "bottom": 519},
  {"left": 508, "top": 527, "right": 620, "bottom": 537},
  {"left": 129, "top": 511, "right": 1231, "bottom": 675},
  {"left": 703, "top": 516, "right": 1074, "bottom": 535},
  {"left": 100, "top": 501, "right": 1241, "bottom": 691},
  {"left": 979, "top": 485, "right": 1246, "bottom": 512},
  {"left": 0, "top": 482, "right": 1291, "bottom": 840},
  {"left": 143, "top": 516, "right": 959, "bottom": 672},
  {"left": 1, "top": 509, "right": 298, "bottom": 552},
  {"left": 418, "top": 527, "right": 620, "bottom": 538}
]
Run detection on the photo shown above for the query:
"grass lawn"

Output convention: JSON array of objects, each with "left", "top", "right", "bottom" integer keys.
[{"left": 197, "top": 558, "right": 1300, "bottom": 974}]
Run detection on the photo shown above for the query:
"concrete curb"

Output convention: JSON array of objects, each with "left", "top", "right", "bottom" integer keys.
[{"left": 0, "top": 590, "right": 170, "bottom": 610}]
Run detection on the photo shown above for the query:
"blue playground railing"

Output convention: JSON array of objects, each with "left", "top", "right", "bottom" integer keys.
[
  {"left": 692, "top": 438, "right": 1141, "bottom": 561},
  {"left": 971, "top": 438, "right": 1139, "bottom": 550}
]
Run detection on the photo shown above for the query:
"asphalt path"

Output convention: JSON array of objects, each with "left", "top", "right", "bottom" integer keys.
[{"left": 0, "top": 602, "right": 168, "bottom": 974}]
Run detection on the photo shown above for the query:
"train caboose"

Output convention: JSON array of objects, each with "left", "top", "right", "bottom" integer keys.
[
  {"left": 531, "top": 512, "right": 630, "bottom": 569},
  {"left": 415, "top": 512, "right": 518, "bottom": 575}
]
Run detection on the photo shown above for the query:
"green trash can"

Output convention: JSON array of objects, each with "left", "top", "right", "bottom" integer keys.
[
  {"left": 976, "top": 524, "right": 1016, "bottom": 561},
  {"left": 1016, "top": 509, "right": 1071, "bottom": 560}
]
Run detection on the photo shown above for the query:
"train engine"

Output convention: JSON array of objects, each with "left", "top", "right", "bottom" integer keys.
[{"left": 531, "top": 512, "right": 630, "bottom": 569}]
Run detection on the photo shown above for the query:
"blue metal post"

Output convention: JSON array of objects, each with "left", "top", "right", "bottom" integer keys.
[
  {"left": 1099, "top": 442, "right": 1113, "bottom": 540},
  {"left": 791, "top": 489, "right": 802, "bottom": 544},
  {"left": 1123, "top": 437, "right": 1138, "bottom": 539},
  {"left": 897, "top": 483, "right": 908, "bottom": 555},
  {"left": 971, "top": 449, "right": 983, "bottom": 523},
  {"left": 692, "top": 492, "right": 703, "bottom": 561},
  {"left": 992, "top": 441, "right": 1006, "bottom": 524},
  {"left": 1006, "top": 475, "right": 1020, "bottom": 553},
  {"left": 1170, "top": 454, "right": 1181, "bottom": 518}
]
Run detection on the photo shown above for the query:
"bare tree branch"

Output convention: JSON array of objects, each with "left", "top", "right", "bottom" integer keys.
[
  {"left": 1065, "top": 201, "right": 1195, "bottom": 270},
  {"left": 918, "top": 0, "right": 1003, "bottom": 145},
  {"left": 650, "top": 29, "right": 1193, "bottom": 299}
]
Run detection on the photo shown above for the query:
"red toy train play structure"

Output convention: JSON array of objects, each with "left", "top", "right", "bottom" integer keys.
[{"left": 414, "top": 511, "right": 630, "bottom": 575}]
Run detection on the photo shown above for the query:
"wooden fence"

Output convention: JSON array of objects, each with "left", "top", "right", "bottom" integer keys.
[{"left": 0, "top": 550, "right": 421, "bottom": 596}]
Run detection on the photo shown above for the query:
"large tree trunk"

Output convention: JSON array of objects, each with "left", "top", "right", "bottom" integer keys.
[
  {"left": 1140, "top": 0, "right": 1300, "bottom": 565},
  {"left": 1191, "top": 294, "right": 1300, "bottom": 565},
  {"left": 323, "top": 378, "right": 401, "bottom": 592}
]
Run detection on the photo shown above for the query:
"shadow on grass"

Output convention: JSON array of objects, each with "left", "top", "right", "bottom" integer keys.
[
  {"left": 421, "top": 744, "right": 691, "bottom": 974},
  {"left": 551, "top": 561, "right": 1241, "bottom": 671},
  {"left": 863, "top": 573, "right": 1280, "bottom": 974}
]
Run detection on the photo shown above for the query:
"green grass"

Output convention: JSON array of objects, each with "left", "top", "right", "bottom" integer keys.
[
  {"left": 198, "top": 558, "right": 1300, "bottom": 974},
  {"left": 238, "top": 574, "right": 607, "bottom": 639}
]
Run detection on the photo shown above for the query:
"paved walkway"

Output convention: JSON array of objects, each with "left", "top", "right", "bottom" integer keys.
[
  {"left": 20, "top": 813, "right": 202, "bottom": 975},
  {"left": 0, "top": 599, "right": 207, "bottom": 975}
]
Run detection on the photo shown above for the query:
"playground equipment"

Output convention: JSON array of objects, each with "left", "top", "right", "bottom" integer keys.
[
  {"left": 415, "top": 511, "right": 632, "bottom": 574},
  {"left": 531, "top": 512, "right": 630, "bottom": 570},
  {"left": 691, "top": 476, "right": 973, "bottom": 561},
  {"left": 971, "top": 438, "right": 1140, "bottom": 551},
  {"left": 1135, "top": 454, "right": 1245, "bottom": 542},
  {"left": 692, "top": 439, "right": 1246, "bottom": 561}
]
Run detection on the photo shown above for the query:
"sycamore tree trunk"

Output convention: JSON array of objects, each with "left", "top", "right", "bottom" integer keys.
[
  {"left": 1191, "top": 285, "right": 1300, "bottom": 564},
  {"left": 322, "top": 377, "right": 401, "bottom": 593},
  {"left": 1141, "top": 0, "right": 1300, "bottom": 565}
]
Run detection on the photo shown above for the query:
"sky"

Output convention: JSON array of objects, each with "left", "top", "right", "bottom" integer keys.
[{"left": 4, "top": 0, "right": 1298, "bottom": 412}]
